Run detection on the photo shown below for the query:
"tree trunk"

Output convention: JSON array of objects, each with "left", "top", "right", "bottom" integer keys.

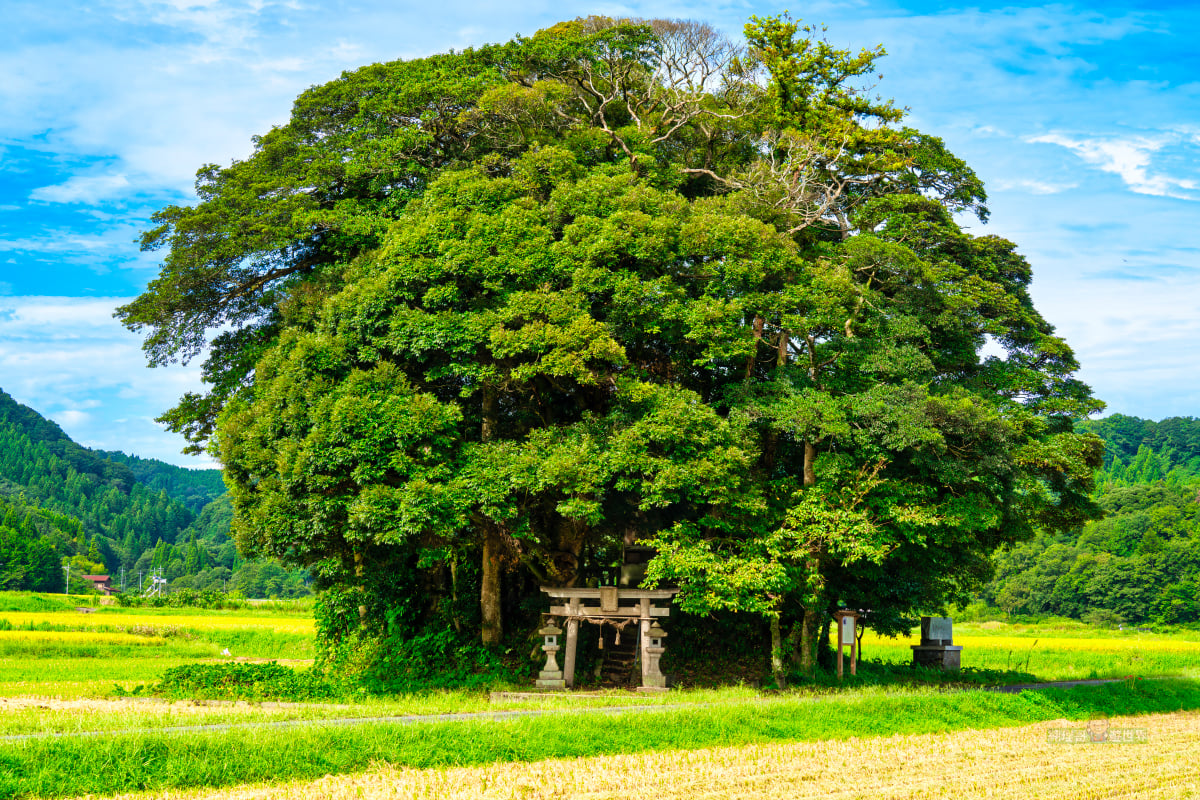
[
  {"left": 353, "top": 549, "right": 367, "bottom": 623},
  {"left": 798, "top": 604, "right": 820, "bottom": 675},
  {"left": 481, "top": 384, "right": 498, "bottom": 442},
  {"left": 803, "top": 440, "right": 816, "bottom": 487},
  {"left": 763, "top": 327, "right": 789, "bottom": 469},
  {"left": 480, "top": 528, "right": 503, "bottom": 646},
  {"left": 770, "top": 615, "right": 787, "bottom": 689},
  {"left": 448, "top": 560, "right": 462, "bottom": 633},
  {"left": 787, "top": 622, "right": 802, "bottom": 667},
  {"left": 479, "top": 383, "right": 503, "bottom": 646},
  {"left": 745, "top": 314, "right": 764, "bottom": 378}
]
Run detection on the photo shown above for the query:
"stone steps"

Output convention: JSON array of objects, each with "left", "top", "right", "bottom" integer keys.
[{"left": 598, "top": 628, "right": 639, "bottom": 687}]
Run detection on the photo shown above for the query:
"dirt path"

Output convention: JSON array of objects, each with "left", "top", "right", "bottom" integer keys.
[{"left": 0, "top": 700, "right": 696, "bottom": 741}]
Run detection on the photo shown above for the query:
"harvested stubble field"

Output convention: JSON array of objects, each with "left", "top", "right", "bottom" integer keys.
[{"left": 84, "top": 710, "right": 1200, "bottom": 800}]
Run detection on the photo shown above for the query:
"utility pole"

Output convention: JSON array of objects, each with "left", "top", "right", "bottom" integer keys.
[
  {"left": 63, "top": 562, "right": 70, "bottom": 597},
  {"left": 120, "top": 567, "right": 126, "bottom": 593}
]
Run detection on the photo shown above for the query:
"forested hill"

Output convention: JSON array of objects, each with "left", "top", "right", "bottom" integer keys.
[
  {"left": 93, "top": 449, "right": 226, "bottom": 513},
  {"left": 0, "top": 388, "right": 305, "bottom": 597},
  {"left": 1084, "top": 414, "right": 1200, "bottom": 484},
  {"left": 986, "top": 414, "right": 1200, "bottom": 625}
]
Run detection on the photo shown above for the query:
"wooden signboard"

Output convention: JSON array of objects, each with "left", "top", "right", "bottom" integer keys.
[
  {"left": 833, "top": 610, "right": 858, "bottom": 678},
  {"left": 839, "top": 615, "right": 855, "bottom": 646}
]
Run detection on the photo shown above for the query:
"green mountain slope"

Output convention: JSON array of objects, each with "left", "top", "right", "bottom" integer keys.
[
  {"left": 985, "top": 414, "right": 1200, "bottom": 625},
  {"left": 94, "top": 450, "right": 226, "bottom": 513},
  {"left": 0, "top": 388, "right": 306, "bottom": 598}
]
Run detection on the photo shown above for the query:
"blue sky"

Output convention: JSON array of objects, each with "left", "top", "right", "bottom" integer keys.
[{"left": 1, "top": 0, "right": 1197, "bottom": 467}]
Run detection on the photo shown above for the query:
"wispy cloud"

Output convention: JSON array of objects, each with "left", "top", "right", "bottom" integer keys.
[
  {"left": 993, "top": 178, "right": 1077, "bottom": 195},
  {"left": 0, "top": 295, "right": 209, "bottom": 465},
  {"left": 30, "top": 173, "right": 131, "bottom": 204},
  {"left": 54, "top": 409, "right": 92, "bottom": 427},
  {"left": 1029, "top": 133, "right": 1200, "bottom": 200}
]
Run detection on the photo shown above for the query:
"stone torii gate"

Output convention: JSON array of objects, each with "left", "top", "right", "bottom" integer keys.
[{"left": 541, "top": 586, "right": 678, "bottom": 690}]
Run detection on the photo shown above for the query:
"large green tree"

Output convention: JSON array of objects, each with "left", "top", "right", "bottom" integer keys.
[{"left": 122, "top": 15, "right": 1103, "bottom": 669}]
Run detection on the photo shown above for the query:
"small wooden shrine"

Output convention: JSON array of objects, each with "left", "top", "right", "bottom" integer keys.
[{"left": 538, "top": 586, "right": 678, "bottom": 691}]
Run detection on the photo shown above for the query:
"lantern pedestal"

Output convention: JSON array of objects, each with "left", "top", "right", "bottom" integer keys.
[
  {"left": 640, "top": 622, "right": 668, "bottom": 689},
  {"left": 536, "top": 623, "right": 566, "bottom": 689}
]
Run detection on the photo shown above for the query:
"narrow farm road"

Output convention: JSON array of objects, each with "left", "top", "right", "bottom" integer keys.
[{"left": 0, "top": 700, "right": 699, "bottom": 741}]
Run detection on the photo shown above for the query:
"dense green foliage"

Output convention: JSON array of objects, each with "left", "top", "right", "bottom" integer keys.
[
  {"left": 0, "top": 389, "right": 307, "bottom": 598},
  {"left": 1, "top": 680, "right": 1196, "bottom": 799},
  {"left": 123, "top": 15, "right": 1102, "bottom": 680},
  {"left": 146, "top": 662, "right": 351, "bottom": 701},
  {"left": 987, "top": 414, "right": 1200, "bottom": 625},
  {"left": 93, "top": 450, "right": 226, "bottom": 513},
  {"left": 0, "top": 501, "right": 77, "bottom": 592}
]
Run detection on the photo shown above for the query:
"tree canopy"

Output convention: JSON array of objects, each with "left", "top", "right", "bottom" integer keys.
[{"left": 120, "top": 15, "right": 1103, "bottom": 680}]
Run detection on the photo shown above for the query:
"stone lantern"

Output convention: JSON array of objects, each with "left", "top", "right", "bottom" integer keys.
[
  {"left": 536, "top": 622, "right": 565, "bottom": 689},
  {"left": 639, "top": 622, "right": 668, "bottom": 691}
]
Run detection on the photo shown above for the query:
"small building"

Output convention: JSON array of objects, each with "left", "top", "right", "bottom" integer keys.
[{"left": 80, "top": 575, "right": 113, "bottom": 595}]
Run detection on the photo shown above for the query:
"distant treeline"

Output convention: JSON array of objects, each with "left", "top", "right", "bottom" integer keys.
[
  {"left": 0, "top": 388, "right": 308, "bottom": 598},
  {"left": 986, "top": 414, "right": 1200, "bottom": 625}
]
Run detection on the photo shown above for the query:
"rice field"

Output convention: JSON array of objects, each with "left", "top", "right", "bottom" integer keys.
[
  {"left": 0, "top": 600, "right": 316, "bottom": 697},
  {"left": 855, "top": 623, "right": 1200, "bottom": 681},
  {"left": 3, "top": 595, "right": 1200, "bottom": 698},
  {"left": 0, "top": 610, "right": 314, "bottom": 636},
  {"left": 73, "top": 710, "right": 1200, "bottom": 800}
]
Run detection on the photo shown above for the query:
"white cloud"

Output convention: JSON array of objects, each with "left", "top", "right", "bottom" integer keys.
[
  {"left": 0, "top": 219, "right": 159, "bottom": 272},
  {"left": 54, "top": 409, "right": 92, "bottom": 427},
  {"left": 1031, "top": 273, "right": 1200, "bottom": 418},
  {"left": 30, "top": 173, "right": 131, "bottom": 205},
  {"left": 1029, "top": 133, "right": 1200, "bottom": 200},
  {"left": 993, "top": 178, "right": 1077, "bottom": 195},
  {"left": 0, "top": 296, "right": 207, "bottom": 466}
]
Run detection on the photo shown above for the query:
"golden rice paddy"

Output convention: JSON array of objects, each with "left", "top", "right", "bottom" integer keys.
[
  {"left": 0, "top": 611, "right": 314, "bottom": 635},
  {"left": 864, "top": 630, "right": 1200, "bottom": 653}
]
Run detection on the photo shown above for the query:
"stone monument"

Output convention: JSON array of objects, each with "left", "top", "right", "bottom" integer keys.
[{"left": 910, "top": 616, "right": 962, "bottom": 670}]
